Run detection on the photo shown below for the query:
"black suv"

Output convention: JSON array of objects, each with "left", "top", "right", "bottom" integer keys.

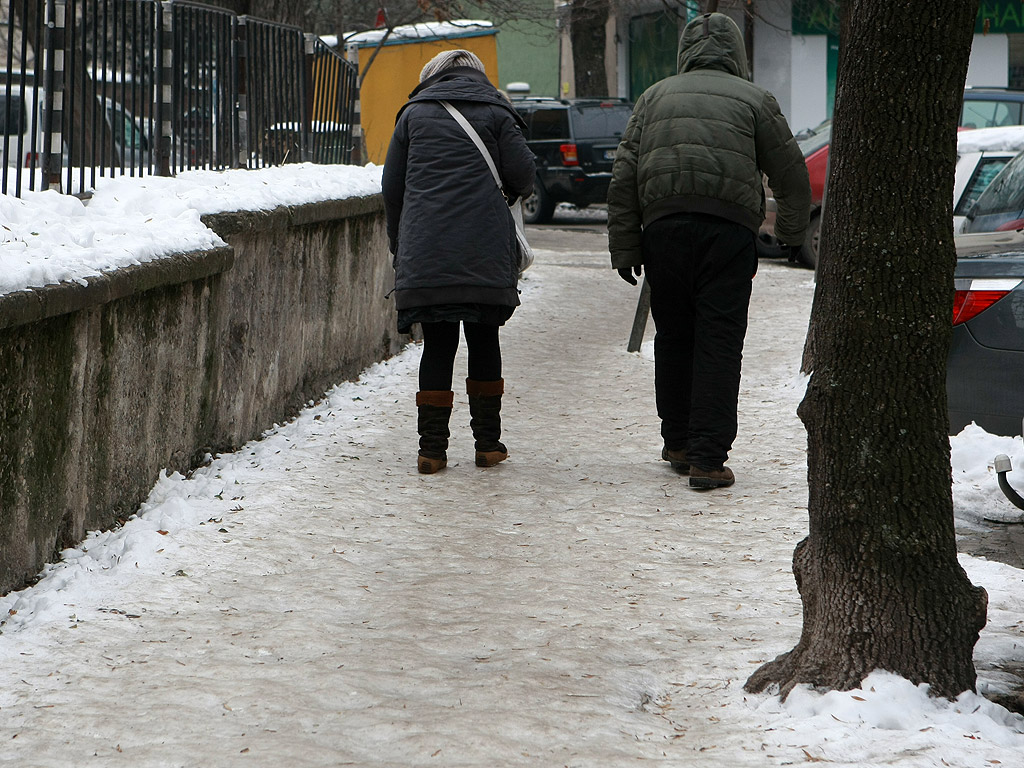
[{"left": 511, "top": 97, "right": 634, "bottom": 223}]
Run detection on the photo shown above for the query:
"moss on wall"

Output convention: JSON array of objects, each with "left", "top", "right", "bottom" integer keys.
[{"left": 0, "top": 195, "right": 400, "bottom": 594}]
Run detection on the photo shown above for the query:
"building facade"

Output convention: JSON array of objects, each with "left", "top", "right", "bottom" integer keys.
[{"left": 603, "top": 0, "right": 1024, "bottom": 134}]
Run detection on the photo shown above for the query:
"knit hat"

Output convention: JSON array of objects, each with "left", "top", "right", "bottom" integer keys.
[{"left": 419, "top": 49, "right": 486, "bottom": 83}]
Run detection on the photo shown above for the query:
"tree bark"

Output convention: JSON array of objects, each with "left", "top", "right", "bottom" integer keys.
[
  {"left": 570, "top": 0, "right": 609, "bottom": 98},
  {"left": 745, "top": 0, "right": 989, "bottom": 701}
]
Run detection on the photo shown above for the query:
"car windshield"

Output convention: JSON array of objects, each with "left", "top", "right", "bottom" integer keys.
[
  {"left": 569, "top": 104, "right": 633, "bottom": 139},
  {"left": 797, "top": 121, "right": 831, "bottom": 157},
  {"left": 956, "top": 156, "right": 1014, "bottom": 215},
  {"left": 970, "top": 151, "right": 1024, "bottom": 218}
]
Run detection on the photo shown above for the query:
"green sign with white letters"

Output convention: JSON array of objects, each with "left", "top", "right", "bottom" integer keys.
[{"left": 793, "top": 1, "right": 1024, "bottom": 36}]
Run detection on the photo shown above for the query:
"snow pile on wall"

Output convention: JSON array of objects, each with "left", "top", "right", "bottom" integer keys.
[{"left": 0, "top": 163, "right": 384, "bottom": 298}]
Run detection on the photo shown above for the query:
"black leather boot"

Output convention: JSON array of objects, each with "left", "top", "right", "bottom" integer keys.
[
  {"left": 467, "top": 378, "right": 508, "bottom": 467},
  {"left": 416, "top": 390, "right": 453, "bottom": 474}
]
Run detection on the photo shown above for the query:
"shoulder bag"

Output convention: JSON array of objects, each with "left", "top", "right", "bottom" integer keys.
[{"left": 439, "top": 100, "right": 535, "bottom": 275}]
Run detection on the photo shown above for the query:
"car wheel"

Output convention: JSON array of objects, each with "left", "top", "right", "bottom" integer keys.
[
  {"left": 799, "top": 213, "right": 821, "bottom": 269},
  {"left": 522, "top": 181, "right": 555, "bottom": 224}
]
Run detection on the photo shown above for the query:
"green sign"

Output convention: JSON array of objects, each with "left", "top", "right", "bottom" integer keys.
[
  {"left": 976, "top": 2, "right": 1024, "bottom": 34},
  {"left": 792, "top": 0, "right": 839, "bottom": 36},
  {"left": 794, "top": 1, "right": 1024, "bottom": 36}
]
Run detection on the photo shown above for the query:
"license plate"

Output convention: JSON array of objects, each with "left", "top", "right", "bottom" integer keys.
[{"left": 603, "top": 149, "right": 616, "bottom": 160}]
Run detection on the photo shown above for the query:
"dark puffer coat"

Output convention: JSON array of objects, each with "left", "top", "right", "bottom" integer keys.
[
  {"left": 382, "top": 67, "right": 535, "bottom": 311},
  {"left": 607, "top": 13, "right": 810, "bottom": 269}
]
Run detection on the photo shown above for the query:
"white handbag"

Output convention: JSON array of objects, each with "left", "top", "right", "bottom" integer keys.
[{"left": 439, "top": 100, "right": 535, "bottom": 275}]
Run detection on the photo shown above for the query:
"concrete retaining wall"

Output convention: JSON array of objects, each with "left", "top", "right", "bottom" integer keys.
[{"left": 0, "top": 194, "right": 402, "bottom": 594}]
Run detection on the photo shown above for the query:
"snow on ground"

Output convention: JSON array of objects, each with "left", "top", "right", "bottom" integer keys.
[
  {"left": 0, "top": 163, "right": 383, "bottom": 298},
  {"left": 0, "top": 182, "right": 1022, "bottom": 765}
]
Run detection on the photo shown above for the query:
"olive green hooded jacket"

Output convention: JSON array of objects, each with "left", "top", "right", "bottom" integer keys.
[{"left": 607, "top": 13, "right": 811, "bottom": 268}]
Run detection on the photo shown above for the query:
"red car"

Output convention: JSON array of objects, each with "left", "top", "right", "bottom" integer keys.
[{"left": 758, "top": 120, "right": 829, "bottom": 268}]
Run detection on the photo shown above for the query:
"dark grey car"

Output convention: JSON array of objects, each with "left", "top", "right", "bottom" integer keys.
[{"left": 949, "top": 230, "right": 1024, "bottom": 435}]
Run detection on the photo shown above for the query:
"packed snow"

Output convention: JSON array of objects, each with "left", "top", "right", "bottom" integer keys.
[{"left": 0, "top": 173, "right": 1021, "bottom": 765}]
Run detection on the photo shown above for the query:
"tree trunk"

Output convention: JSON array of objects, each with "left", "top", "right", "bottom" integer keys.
[
  {"left": 745, "top": 0, "right": 989, "bottom": 701},
  {"left": 570, "top": 0, "right": 609, "bottom": 98}
]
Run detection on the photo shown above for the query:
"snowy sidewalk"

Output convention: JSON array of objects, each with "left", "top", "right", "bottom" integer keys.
[{"left": 1, "top": 233, "right": 1022, "bottom": 767}]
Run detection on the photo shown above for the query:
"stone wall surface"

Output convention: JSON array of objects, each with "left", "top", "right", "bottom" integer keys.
[{"left": 0, "top": 194, "right": 400, "bottom": 593}]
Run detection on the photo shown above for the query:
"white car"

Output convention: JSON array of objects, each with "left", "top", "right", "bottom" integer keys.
[{"left": 954, "top": 126, "right": 1024, "bottom": 233}]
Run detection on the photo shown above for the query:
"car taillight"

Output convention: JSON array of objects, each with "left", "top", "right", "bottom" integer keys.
[
  {"left": 996, "top": 218, "right": 1024, "bottom": 231},
  {"left": 560, "top": 143, "right": 579, "bottom": 166},
  {"left": 24, "top": 152, "right": 38, "bottom": 168},
  {"left": 952, "top": 279, "right": 1020, "bottom": 324}
]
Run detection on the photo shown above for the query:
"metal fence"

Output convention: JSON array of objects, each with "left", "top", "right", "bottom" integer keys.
[
  {"left": 308, "top": 37, "right": 357, "bottom": 166},
  {"left": 168, "top": 1, "right": 237, "bottom": 172},
  {"left": 241, "top": 15, "right": 304, "bottom": 168},
  {"left": 61, "top": 0, "right": 163, "bottom": 192},
  {"left": 1, "top": 0, "right": 46, "bottom": 195},
  {"left": 0, "top": 0, "right": 359, "bottom": 197}
]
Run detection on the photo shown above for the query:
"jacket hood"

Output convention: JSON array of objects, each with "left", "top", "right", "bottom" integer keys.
[
  {"left": 677, "top": 12, "right": 748, "bottom": 79},
  {"left": 397, "top": 67, "right": 526, "bottom": 129}
]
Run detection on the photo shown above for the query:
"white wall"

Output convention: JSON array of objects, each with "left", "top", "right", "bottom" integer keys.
[
  {"left": 790, "top": 35, "right": 828, "bottom": 133},
  {"left": 752, "top": 0, "right": 794, "bottom": 120},
  {"left": 966, "top": 34, "right": 1009, "bottom": 87}
]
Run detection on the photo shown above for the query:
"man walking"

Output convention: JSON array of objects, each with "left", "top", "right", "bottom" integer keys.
[{"left": 608, "top": 12, "right": 811, "bottom": 489}]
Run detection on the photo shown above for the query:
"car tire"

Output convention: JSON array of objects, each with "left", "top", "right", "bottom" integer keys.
[
  {"left": 522, "top": 180, "right": 555, "bottom": 224},
  {"left": 798, "top": 213, "right": 821, "bottom": 269}
]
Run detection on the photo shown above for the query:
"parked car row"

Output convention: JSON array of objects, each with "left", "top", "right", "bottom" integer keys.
[
  {"left": 1, "top": 71, "right": 151, "bottom": 176},
  {"left": 758, "top": 87, "right": 1024, "bottom": 269},
  {"left": 736, "top": 88, "right": 1024, "bottom": 436}
]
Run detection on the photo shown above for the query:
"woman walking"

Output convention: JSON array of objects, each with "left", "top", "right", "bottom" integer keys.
[{"left": 382, "top": 50, "right": 535, "bottom": 474}]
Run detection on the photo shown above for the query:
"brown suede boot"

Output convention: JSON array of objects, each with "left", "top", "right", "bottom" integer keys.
[
  {"left": 467, "top": 378, "right": 508, "bottom": 467},
  {"left": 689, "top": 465, "right": 735, "bottom": 489},
  {"left": 416, "top": 390, "right": 454, "bottom": 474},
  {"left": 661, "top": 446, "right": 689, "bottom": 474}
]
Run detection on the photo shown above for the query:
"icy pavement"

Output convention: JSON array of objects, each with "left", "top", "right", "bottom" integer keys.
[{"left": 1, "top": 236, "right": 1022, "bottom": 767}]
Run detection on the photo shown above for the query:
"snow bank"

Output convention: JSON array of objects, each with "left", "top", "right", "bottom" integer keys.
[
  {"left": 0, "top": 163, "right": 384, "bottom": 298},
  {"left": 957, "top": 125, "right": 1024, "bottom": 153}
]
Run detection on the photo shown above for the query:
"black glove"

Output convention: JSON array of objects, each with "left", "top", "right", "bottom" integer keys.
[
  {"left": 617, "top": 265, "right": 642, "bottom": 285},
  {"left": 787, "top": 245, "right": 803, "bottom": 263}
]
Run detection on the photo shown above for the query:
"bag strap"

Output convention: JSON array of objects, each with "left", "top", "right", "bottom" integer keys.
[{"left": 439, "top": 100, "right": 504, "bottom": 193}]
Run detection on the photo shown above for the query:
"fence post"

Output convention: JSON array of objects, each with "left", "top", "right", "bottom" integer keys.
[
  {"left": 344, "top": 41, "right": 361, "bottom": 165},
  {"left": 42, "top": 0, "right": 65, "bottom": 191},
  {"left": 302, "top": 33, "right": 315, "bottom": 163},
  {"left": 157, "top": 1, "right": 173, "bottom": 176},
  {"left": 234, "top": 16, "right": 246, "bottom": 168}
]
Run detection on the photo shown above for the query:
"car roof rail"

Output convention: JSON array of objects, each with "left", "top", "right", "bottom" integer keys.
[{"left": 510, "top": 95, "right": 633, "bottom": 107}]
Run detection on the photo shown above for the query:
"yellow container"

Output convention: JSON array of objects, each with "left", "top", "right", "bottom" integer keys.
[{"left": 352, "top": 25, "right": 500, "bottom": 164}]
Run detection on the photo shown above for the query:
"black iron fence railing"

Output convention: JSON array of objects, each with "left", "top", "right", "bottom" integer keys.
[
  {"left": 241, "top": 15, "right": 304, "bottom": 168},
  {"left": 1, "top": 0, "right": 45, "bottom": 195},
  {"left": 169, "top": 1, "right": 237, "bottom": 173},
  {"left": 309, "top": 37, "right": 357, "bottom": 166},
  {"left": 61, "top": 0, "right": 162, "bottom": 193},
  {"left": 0, "top": 0, "right": 359, "bottom": 197}
]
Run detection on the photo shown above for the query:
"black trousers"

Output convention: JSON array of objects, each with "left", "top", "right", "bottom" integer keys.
[
  {"left": 642, "top": 213, "right": 757, "bottom": 470},
  {"left": 419, "top": 321, "right": 502, "bottom": 391}
]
